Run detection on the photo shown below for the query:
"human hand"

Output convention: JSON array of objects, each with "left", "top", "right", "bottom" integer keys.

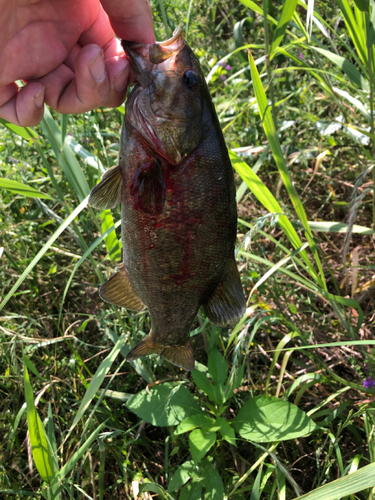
[{"left": 0, "top": 0, "right": 155, "bottom": 127}]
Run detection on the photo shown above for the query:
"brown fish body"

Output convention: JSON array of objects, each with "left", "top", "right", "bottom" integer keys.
[{"left": 89, "top": 28, "right": 245, "bottom": 370}]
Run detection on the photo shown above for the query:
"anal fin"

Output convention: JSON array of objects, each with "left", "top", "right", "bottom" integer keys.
[
  {"left": 203, "top": 257, "right": 246, "bottom": 328},
  {"left": 127, "top": 334, "right": 195, "bottom": 371},
  {"left": 89, "top": 164, "right": 121, "bottom": 209},
  {"left": 99, "top": 265, "right": 145, "bottom": 312}
]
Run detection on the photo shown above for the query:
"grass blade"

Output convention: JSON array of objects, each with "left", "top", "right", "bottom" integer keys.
[
  {"left": 0, "top": 178, "right": 53, "bottom": 200},
  {"left": 230, "top": 150, "right": 320, "bottom": 284},
  {"left": 23, "top": 360, "right": 58, "bottom": 484},
  {"left": 248, "top": 50, "right": 326, "bottom": 290},
  {"left": 308, "top": 46, "right": 369, "bottom": 90},
  {"left": 291, "top": 462, "right": 375, "bottom": 500},
  {"left": 0, "top": 118, "right": 38, "bottom": 140},
  {"left": 41, "top": 107, "right": 90, "bottom": 202},
  {"left": 271, "top": 0, "right": 298, "bottom": 56}
]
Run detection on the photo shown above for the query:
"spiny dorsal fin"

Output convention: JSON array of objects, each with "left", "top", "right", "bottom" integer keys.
[
  {"left": 89, "top": 165, "right": 121, "bottom": 209},
  {"left": 99, "top": 265, "right": 145, "bottom": 312},
  {"left": 203, "top": 257, "right": 246, "bottom": 328},
  {"left": 126, "top": 334, "right": 195, "bottom": 371}
]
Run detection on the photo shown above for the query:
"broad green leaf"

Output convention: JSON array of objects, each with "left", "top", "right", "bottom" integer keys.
[
  {"left": 308, "top": 46, "right": 369, "bottom": 90},
  {"left": 232, "top": 396, "right": 319, "bottom": 442},
  {"left": 200, "top": 459, "right": 225, "bottom": 500},
  {"left": 170, "top": 459, "right": 223, "bottom": 500},
  {"left": 208, "top": 349, "right": 228, "bottom": 387},
  {"left": 216, "top": 417, "right": 236, "bottom": 446},
  {"left": 69, "top": 334, "right": 126, "bottom": 432},
  {"left": 174, "top": 414, "right": 214, "bottom": 435},
  {"left": 208, "top": 349, "right": 228, "bottom": 404},
  {"left": 189, "top": 428, "right": 216, "bottom": 463},
  {"left": 126, "top": 382, "right": 202, "bottom": 426},
  {"left": 271, "top": 0, "right": 299, "bottom": 56},
  {"left": 192, "top": 369, "right": 217, "bottom": 404},
  {"left": 0, "top": 196, "right": 89, "bottom": 313},
  {"left": 180, "top": 481, "right": 202, "bottom": 500},
  {"left": 139, "top": 482, "right": 174, "bottom": 499},
  {"left": 23, "top": 362, "right": 57, "bottom": 484},
  {"left": 0, "top": 178, "right": 53, "bottom": 200},
  {"left": 167, "top": 460, "right": 197, "bottom": 492},
  {"left": 291, "top": 463, "right": 375, "bottom": 499}
]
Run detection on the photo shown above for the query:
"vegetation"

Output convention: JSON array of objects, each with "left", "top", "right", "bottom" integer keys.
[{"left": 1, "top": 0, "right": 375, "bottom": 498}]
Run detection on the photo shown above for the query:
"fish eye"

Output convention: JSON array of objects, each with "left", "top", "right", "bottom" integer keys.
[{"left": 183, "top": 70, "right": 199, "bottom": 91}]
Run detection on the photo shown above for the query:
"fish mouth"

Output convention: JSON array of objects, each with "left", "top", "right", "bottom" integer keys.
[{"left": 121, "top": 27, "right": 185, "bottom": 85}]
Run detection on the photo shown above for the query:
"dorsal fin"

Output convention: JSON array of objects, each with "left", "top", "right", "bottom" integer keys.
[
  {"left": 89, "top": 165, "right": 122, "bottom": 209},
  {"left": 99, "top": 265, "right": 145, "bottom": 312},
  {"left": 126, "top": 334, "right": 195, "bottom": 371},
  {"left": 203, "top": 257, "right": 246, "bottom": 328}
]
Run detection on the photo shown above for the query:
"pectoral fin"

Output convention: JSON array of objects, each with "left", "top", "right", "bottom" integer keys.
[
  {"left": 127, "top": 334, "right": 195, "bottom": 371},
  {"left": 99, "top": 265, "right": 145, "bottom": 312},
  {"left": 130, "top": 159, "right": 165, "bottom": 215},
  {"left": 89, "top": 165, "right": 122, "bottom": 209},
  {"left": 204, "top": 257, "right": 246, "bottom": 328}
]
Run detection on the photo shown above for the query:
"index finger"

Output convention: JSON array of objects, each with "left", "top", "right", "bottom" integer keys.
[{"left": 100, "top": 0, "right": 155, "bottom": 43}]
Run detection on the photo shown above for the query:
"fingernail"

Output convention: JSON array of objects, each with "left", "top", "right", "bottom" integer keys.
[
  {"left": 34, "top": 86, "right": 45, "bottom": 108},
  {"left": 114, "top": 67, "right": 128, "bottom": 92},
  {"left": 89, "top": 51, "right": 106, "bottom": 82}
]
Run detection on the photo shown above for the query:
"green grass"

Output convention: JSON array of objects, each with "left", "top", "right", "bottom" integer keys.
[{"left": 1, "top": 0, "right": 375, "bottom": 498}]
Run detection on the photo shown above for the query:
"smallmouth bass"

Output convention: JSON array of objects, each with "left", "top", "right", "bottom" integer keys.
[{"left": 89, "top": 27, "right": 245, "bottom": 370}]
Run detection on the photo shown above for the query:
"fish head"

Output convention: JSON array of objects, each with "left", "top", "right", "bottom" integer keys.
[{"left": 122, "top": 27, "right": 204, "bottom": 165}]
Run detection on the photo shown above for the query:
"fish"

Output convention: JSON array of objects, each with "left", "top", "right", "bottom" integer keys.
[{"left": 88, "top": 27, "right": 246, "bottom": 371}]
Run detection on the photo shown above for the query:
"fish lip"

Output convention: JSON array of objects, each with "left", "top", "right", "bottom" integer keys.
[
  {"left": 157, "top": 26, "right": 183, "bottom": 46},
  {"left": 122, "top": 27, "right": 185, "bottom": 74},
  {"left": 122, "top": 26, "right": 183, "bottom": 50}
]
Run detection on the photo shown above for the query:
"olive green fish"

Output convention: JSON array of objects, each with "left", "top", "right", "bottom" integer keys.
[{"left": 89, "top": 27, "right": 245, "bottom": 370}]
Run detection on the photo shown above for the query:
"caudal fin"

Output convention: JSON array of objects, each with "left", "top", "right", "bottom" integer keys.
[{"left": 126, "top": 334, "right": 195, "bottom": 371}]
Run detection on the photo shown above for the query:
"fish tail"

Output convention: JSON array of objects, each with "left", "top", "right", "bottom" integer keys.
[{"left": 126, "top": 334, "right": 195, "bottom": 371}]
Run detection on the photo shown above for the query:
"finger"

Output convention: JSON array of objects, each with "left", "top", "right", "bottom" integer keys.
[
  {"left": 0, "top": 82, "right": 45, "bottom": 126},
  {"left": 100, "top": 0, "right": 155, "bottom": 43},
  {"left": 39, "top": 44, "right": 129, "bottom": 114}
]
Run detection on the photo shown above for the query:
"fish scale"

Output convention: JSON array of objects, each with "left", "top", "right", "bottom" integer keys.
[{"left": 88, "top": 27, "right": 246, "bottom": 370}]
